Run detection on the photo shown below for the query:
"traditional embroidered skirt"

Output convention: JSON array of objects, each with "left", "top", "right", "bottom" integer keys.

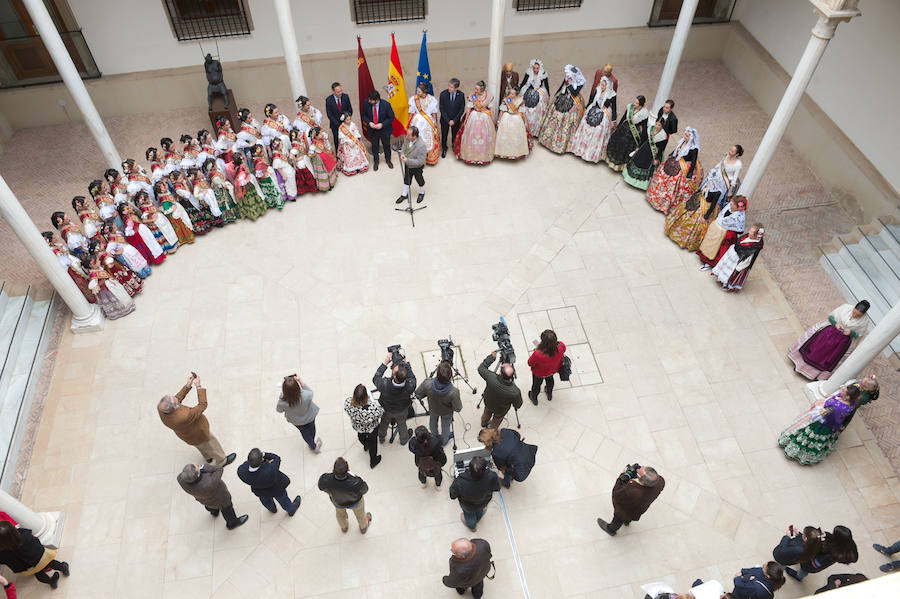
[
  {"left": 108, "top": 261, "right": 143, "bottom": 296},
  {"left": 665, "top": 192, "right": 719, "bottom": 251},
  {"left": 605, "top": 122, "right": 640, "bottom": 170},
  {"left": 295, "top": 167, "right": 318, "bottom": 195},
  {"left": 697, "top": 223, "right": 737, "bottom": 266},
  {"left": 179, "top": 201, "right": 213, "bottom": 235},
  {"left": 338, "top": 141, "right": 370, "bottom": 175},
  {"left": 622, "top": 142, "right": 659, "bottom": 191},
  {"left": 165, "top": 214, "right": 195, "bottom": 245},
  {"left": 568, "top": 118, "right": 613, "bottom": 163},
  {"left": 778, "top": 419, "right": 839, "bottom": 465},
  {"left": 126, "top": 229, "right": 165, "bottom": 265},
  {"left": 455, "top": 111, "right": 496, "bottom": 165},
  {"left": 213, "top": 186, "right": 240, "bottom": 223},
  {"left": 150, "top": 226, "right": 179, "bottom": 254},
  {"left": 236, "top": 184, "right": 268, "bottom": 221},
  {"left": 96, "top": 280, "right": 136, "bottom": 320},
  {"left": 69, "top": 268, "right": 96, "bottom": 303},
  {"left": 258, "top": 175, "right": 285, "bottom": 209},
  {"left": 538, "top": 105, "right": 581, "bottom": 154},
  {"left": 521, "top": 88, "right": 550, "bottom": 137},
  {"left": 494, "top": 113, "right": 531, "bottom": 160},
  {"left": 309, "top": 154, "right": 338, "bottom": 191},
  {"left": 788, "top": 324, "right": 853, "bottom": 380},
  {"left": 646, "top": 157, "right": 703, "bottom": 214}
]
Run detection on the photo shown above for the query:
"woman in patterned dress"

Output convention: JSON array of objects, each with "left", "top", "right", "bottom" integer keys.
[
  {"left": 778, "top": 385, "right": 860, "bottom": 465},
  {"left": 202, "top": 158, "right": 241, "bottom": 223},
  {"left": 88, "top": 240, "right": 142, "bottom": 297},
  {"left": 215, "top": 118, "right": 238, "bottom": 166},
  {"left": 646, "top": 127, "right": 702, "bottom": 213},
  {"left": 289, "top": 129, "right": 319, "bottom": 195},
  {"left": 190, "top": 168, "right": 223, "bottom": 225},
  {"left": 271, "top": 137, "right": 298, "bottom": 201},
  {"left": 230, "top": 154, "right": 269, "bottom": 221},
  {"left": 236, "top": 108, "right": 264, "bottom": 157},
  {"left": 157, "top": 186, "right": 195, "bottom": 246},
  {"left": 569, "top": 76, "right": 616, "bottom": 163},
  {"left": 117, "top": 204, "right": 165, "bottom": 265},
  {"left": 100, "top": 223, "right": 151, "bottom": 278},
  {"left": 307, "top": 127, "right": 338, "bottom": 191},
  {"left": 82, "top": 255, "right": 135, "bottom": 319},
  {"left": 605, "top": 95, "right": 650, "bottom": 171},
  {"left": 88, "top": 179, "right": 123, "bottom": 231},
  {"left": 50, "top": 211, "right": 89, "bottom": 258},
  {"left": 710, "top": 224, "right": 764, "bottom": 292},
  {"left": 71, "top": 195, "right": 103, "bottom": 241},
  {"left": 252, "top": 145, "right": 285, "bottom": 209},
  {"left": 454, "top": 81, "right": 495, "bottom": 165},
  {"left": 336, "top": 112, "right": 370, "bottom": 175},
  {"left": 137, "top": 192, "right": 179, "bottom": 254},
  {"left": 494, "top": 87, "right": 532, "bottom": 160},
  {"left": 42, "top": 231, "right": 96, "bottom": 302},
  {"left": 788, "top": 302, "right": 870, "bottom": 381},
  {"left": 697, "top": 196, "right": 746, "bottom": 270},
  {"left": 519, "top": 59, "right": 551, "bottom": 137},
  {"left": 169, "top": 172, "right": 214, "bottom": 234},
  {"left": 293, "top": 96, "right": 329, "bottom": 150},
  {"left": 538, "top": 64, "right": 586, "bottom": 154},
  {"left": 122, "top": 158, "right": 154, "bottom": 200},
  {"left": 344, "top": 384, "right": 385, "bottom": 469}
]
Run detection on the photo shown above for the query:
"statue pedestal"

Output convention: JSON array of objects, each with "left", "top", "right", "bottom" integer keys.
[{"left": 208, "top": 89, "right": 239, "bottom": 133}]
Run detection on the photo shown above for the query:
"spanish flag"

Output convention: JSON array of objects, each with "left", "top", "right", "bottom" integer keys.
[{"left": 386, "top": 33, "right": 409, "bottom": 136}]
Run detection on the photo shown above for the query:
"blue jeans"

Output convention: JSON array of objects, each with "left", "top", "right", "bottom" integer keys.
[
  {"left": 462, "top": 507, "right": 485, "bottom": 529},
  {"left": 295, "top": 421, "right": 317, "bottom": 449},
  {"left": 429, "top": 412, "right": 453, "bottom": 444},
  {"left": 259, "top": 490, "right": 296, "bottom": 514}
]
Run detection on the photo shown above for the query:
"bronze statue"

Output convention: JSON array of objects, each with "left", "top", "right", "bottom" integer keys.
[{"left": 205, "top": 53, "right": 228, "bottom": 111}]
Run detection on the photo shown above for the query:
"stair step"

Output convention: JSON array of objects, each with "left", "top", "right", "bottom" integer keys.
[{"left": 0, "top": 294, "right": 28, "bottom": 377}]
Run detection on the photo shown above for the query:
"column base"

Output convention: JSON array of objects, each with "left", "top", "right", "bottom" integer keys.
[
  {"left": 34, "top": 510, "right": 65, "bottom": 549},
  {"left": 803, "top": 380, "right": 830, "bottom": 401},
  {"left": 70, "top": 304, "right": 104, "bottom": 334}
]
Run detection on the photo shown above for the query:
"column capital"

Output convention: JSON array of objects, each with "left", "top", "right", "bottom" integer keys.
[{"left": 809, "top": 0, "right": 861, "bottom": 39}]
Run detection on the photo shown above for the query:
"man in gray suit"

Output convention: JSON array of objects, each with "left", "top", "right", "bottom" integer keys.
[
  {"left": 396, "top": 125, "right": 427, "bottom": 205},
  {"left": 177, "top": 463, "right": 248, "bottom": 529}
]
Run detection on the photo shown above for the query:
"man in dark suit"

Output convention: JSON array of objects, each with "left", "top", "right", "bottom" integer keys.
[
  {"left": 177, "top": 463, "right": 248, "bottom": 529},
  {"left": 442, "top": 538, "right": 493, "bottom": 599},
  {"left": 361, "top": 90, "right": 395, "bottom": 171},
  {"left": 325, "top": 82, "right": 352, "bottom": 150},
  {"left": 656, "top": 99, "right": 678, "bottom": 152},
  {"left": 597, "top": 465, "right": 665, "bottom": 536},
  {"left": 438, "top": 78, "right": 466, "bottom": 158},
  {"left": 236, "top": 448, "right": 301, "bottom": 515}
]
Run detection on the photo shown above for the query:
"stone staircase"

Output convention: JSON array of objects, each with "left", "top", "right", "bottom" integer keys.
[
  {"left": 0, "top": 281, "right": 57, "bottom": 490},
  {"left": 819, "top": 218, "right": 900, "bottom": 359}
]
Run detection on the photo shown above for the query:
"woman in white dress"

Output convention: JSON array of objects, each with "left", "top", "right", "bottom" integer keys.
[
  {"left": 262, "top": 103, "right": 293, "bottom": 153},
  {"left": 100, "top": 222, "right": 151, "bottom": 278},
  {"left": 494, "top": 87, "right": 531, "bottom": 160},
  {"left": 568, "top": 76, "right": 617, "bottom": 163},
  {"left": 408, "top": 83, "right": 441, "bottom": 165},
  {"left": 215, "top": 118, "right": 239, "bottom": 164},
  {"left": 271, "top": 137, "right": 298, "bottom": 200},
  {"left": 293, "top": 96, "right": 329, "bottom": 151},
  {"left": 519, "top": 59, "right": 550, "bottom": 137},
  {"left": 236, "top": 108, "right": 264, "bottom": 155},
  {"left": 71, "top": 195, "right": 103, "bottom": 241},
  {"left": 336, "top": 113, "right": 370, "bottom": 176}
]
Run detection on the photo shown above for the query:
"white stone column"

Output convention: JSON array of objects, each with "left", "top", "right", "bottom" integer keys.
[
  {"left": 486, "top": 0, "right": 507, "bottom": 114},
  {"left": 273, "top": 0, "right": 307, "bottom": 101},
  {"left": 21, "top": 0, "right": 120, "bottom": 171},
  {"left": 805, "top": 301, "right": 900, "bottom": 400},
  {"left": 0, "top": 489, "right": 65, "bottom": 549},
  {"left": 0, "top": 174, "right": 104, "bottom": 333},
  {"left": 739, "top": 0, "right": 861, "bottom": 198},
  {"left": 652, "top": 0, "right": 699, "bottom": 114}
]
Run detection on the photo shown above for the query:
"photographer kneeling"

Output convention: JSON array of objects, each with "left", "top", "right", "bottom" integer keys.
[
  {"left": 477, "top": 351, "right": 523, "bottom": 429},
  {"left": 416, "top": 361, "right": 463, "bottom": 446},
  {"left": 478, "top": 427, "right": 537, "bottom": 489},
  {"left": 373, "top": 352, "right": 417, "bottom": 445},
  {"left": 597, "top": 465, "right": 665, "bottom": 536}
]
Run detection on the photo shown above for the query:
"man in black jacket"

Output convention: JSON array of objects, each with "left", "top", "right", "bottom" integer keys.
[
  {"left": 236, "top": 448, "right": 301, "bottom": 515},
  {"left": 439, "top": 78, "right": 466, "bottom": 158},
  {"left": 656, "top": 99, "right": 678, "bottom": 152},
  {"left": 360, "top": 90, "right": 395, "bottom": 171},
  {"left": 374, "top": 353, "right": 417, "bottom": 444},
  {"left": 442, "top": 538, "right": 493, "bottom": 599},
  {"left": 477, "top": 351, "right": 523, "bottom": 428},
  {"left": 318, "top": 457, "right": 372, "bottom": 534},
  {"left": 325, "top": 82, "right": 352, "bottom": 151},
  {"left": 450, "top": 456, "right": 500, "bottom": 531}
]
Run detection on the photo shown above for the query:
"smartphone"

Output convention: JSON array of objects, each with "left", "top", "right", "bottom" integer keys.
[
  {"left": 788, "top": 525, "right": 795, "bottom": 537},
  {"left": 191, "top": 371, "right": 198, "bottom": 378}
]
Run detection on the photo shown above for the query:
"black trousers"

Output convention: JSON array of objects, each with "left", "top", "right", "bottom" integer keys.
[
  {"left": 371, "top": 131, "right": 392, "bottom": 164},
  {"left": 404, "top": 165, "right": 425, "bottom": 187},
  {"left": 206, "top": 503, "right": 240, "bottom": 527},
  {"left": 608, "top": 514, "right": 627, "bottom": 531},
  {"left": 530, "top": 373, "right": 555, "bottom": 397},
  {"left": 440, "top": 120, "right": 461, "bottom": 151},
  {"left": 330, "top": 124, "right": 340, "bottom": 151},
  {"left": 358, "top": 430, "right": 379, "bottom": 466},
  {"left": 455, "top": 581, "right": 484, "bottom": 599}
]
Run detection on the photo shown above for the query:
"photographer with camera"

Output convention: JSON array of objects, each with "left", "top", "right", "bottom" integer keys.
[
  {"left": 373, "top": 349, "right": 417, "bottom": 445},
  {"left": 416, "top": 360, "right": 463, "bottom": 445},
  {"left": 449, "top": 456, "right": 501, "bottom": 531},
  {"left": 597, "top": 464, "right": 665, "bottom": 536},
  {"left": 408, "top": 425, "right": 448, "bottom": 488},
  {"left": 477, "top": 351, "right": 523, "bottom": 429}
]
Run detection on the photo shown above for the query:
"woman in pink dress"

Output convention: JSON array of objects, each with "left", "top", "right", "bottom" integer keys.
[
  {"left": 568, "top": 75, "right": 617, "bottom": 163},
  {"left": 454, "top": 81, "right": 495, "bottom": 165},
  {"left": 336, "top": 113, "right": 370, "bottom": 176}
]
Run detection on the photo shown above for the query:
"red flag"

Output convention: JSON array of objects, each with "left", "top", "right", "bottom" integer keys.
[{"left": 357, "top": 37, "right": 376, "bottom": 141}]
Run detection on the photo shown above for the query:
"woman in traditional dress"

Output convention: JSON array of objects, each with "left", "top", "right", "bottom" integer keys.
[
  {"left": 841, "top": 374, "right": 879, "bottom": 429},
  {"left": 230, "top": 154, "right": 268, "bottom": 221},
  {"left": 293, "top": 95, "right": 328, "bottom": 150},
  {"left": 71, "top": 195, "right": 103, "bottom": 241},
  {"left": 289, "top": 129, "right": 319, "bottom": 196},
  {"left": 196, "top": 129, "right": 220, "bottom": 171},
  {"left": 122, "top": 158, "right": 154, "bottom": 200},
  {"left": 100, "top": 223, "right": 151, "bottom": 278},
  {"left": 215, "top": 118, "right": 238, "bottom": 165},
  {"left": 623, "top": 119, "right": 668, "bottom": 191},
  {"left": 454, "top": 81, "right": 495, "bottom": 165},
  {"left": 157, "top": 185, "right": 195, "bottom": 246},
  {"left": 778, "top": 385, "right": 861, "bottom": 465},
  {"left": 408, "top": 83, "right": 441, "bottom": 166},
  {"left": 711, "top": 224, "right": 764, "bottom": 291},
  {"left": 145, "top": 147, "right": 168, "bottom": 189},
  {"left": 137, "top": 191, "right": 179, "bottom": 254},
  {"left": 88, "top": 179, "right": 123, "bottom": 230},
  {"left": 87, "top": 240, "right": 142, "bottom": 297},
  {"left": 104, "top": 168, "right": 131, "bottom": 208},
  {"left": 42, "top": 231, "right": 95, "bottom": 302},
  {"left": 252, "top": 145, "right": 285, "bottom": 210},
  {"left": 646, "top": 127, "right": 702, "bottom": 213},
  {"left": 494, "top": 86, "right": 532, "bottom": 160},
  {"left": 117, "top": 204, "right": 165, "bottom": 265},
  {"left": 336, "top": 112, "right": 370, "bottom": 175},
  {"left": 538, "top": 64, "right": 586, "bottom": 154},
  {"left": 788, "top": 301, "right": 871, "bottom": 381},
  {"left": 50, "top": 211, "right": 89, "bottom": 258},
  {"left": 261, "top": 103, "right": 293, "bottom": 153},
  {"left": 82, "top": 255, "right": 136, "bottom": 319},
  {"left": 202, "top": 158, "right": 240, "bottom": 223},
  {"left": 698, "top": 196, "right": 746, "bottom": 270},
  {"left": 170, "top": 172, "right": 216, "bottom": 233},
  {"left": 568, "top": 75, "right": 616, "bottom": 163},
  {"left": 519, "top": 59, "right": 551, "bottom": 137},
  {"left": 665, "top": 144, "right": 743, "bottom": 250},
  {"left": 605, "top": 95, "right": 650, "bottom": 171},
  {"left": 236, "top": 108, "right": 264, "bottom": 156},
  {"left": 179, "top": 135, "right": 200, "bottom": 171},
  {"left": 190, "top": 168, "right": 223, "bottom": 225},
  {"left": 270, "top": 137, "right": 298, "bottom": 200},
  {"left": 307, "top": 127, "right": 338, "bottom": 191}
]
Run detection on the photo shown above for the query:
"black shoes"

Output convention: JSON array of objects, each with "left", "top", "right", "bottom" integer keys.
[
  {"left": 442, "top": 149, "right": 448, "bottom": 158},
  {"left": 373, "top": 162, "right": 379, "bottom": 171},
  {"left": 287, "top": 495, "right": 302, "bottom": 516},
  {"left": 416, "top": 194, "right": 425, "bottom": 204},
  {"left": 396, "top": 195, "right": 408, "bottom": 204},
  {"left": 528, "top": 390, "right": 538, "bottom": 405},
  {"left": 48, "top": 572, "right": 60, "bottom": 589},
  {"left": 597, "top": 518, "right": 616, "bottom": 536},
  {"left": 874, "top": 543, "right": 895, "bottom": 556},
  {"left": 209, "top": 509, "right": 220, "bottom": 517},
  {"left": 224, "top": 453, "right": 236, "bottom": 466},
  {"left": 386, "top": 161, "right": 394, "bottom": 169},
  {"left": 59, "top": 561, "right": 70, "bottom": 577},
  {"left": 546, "top": 391, "right": 553, "bottom": 402},
  {"left": 370, "top": 455, "right": 382, "bottom": 468},
  {"left": 226, "top": 515, "right": 249, "bottom": 530}
]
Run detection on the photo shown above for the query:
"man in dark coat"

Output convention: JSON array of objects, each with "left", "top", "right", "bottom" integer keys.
[
  {"left": 360, "top": 90, "right": 395, "bottom": 171},
  {"left": 318, "top": 457, "right": 372, "bottom": 534},
  {"left": 442, "top": 538, "right": 493, "bottom": 599},
  {"left": 177, "top": 463, "right": 248, "bottom": 529},
  {"left": 236, "top": 448, "right": 301, "bottom": 515},
  {"left": 450, "top": 456, "right": 500, "bottom": 531},
  {"left": 597, "top": 465, "right": 665, "bottom": 536},
  {"left": 731, "top": 561, "right": 785, "bottom": 599},
  {"left": 408, "top": 425, "right": 448, "bottom": 487},
  {"left": 477, "top": 351, "right": 523, "bottom": 429},
  {"left": 373, "top": 353, "right": 418, "bottom": 444},
  {"left": 656, "top": 99, "right": 678, "bottom": 152},
  {"left": 498, "top": 62, "right": 520, "bottom": 106},
  {"left": 438, "top": 78, "right": 466, "bottom": 158},
  {"left": 325, "top": 82, "right": 352, "bottom": 151}
]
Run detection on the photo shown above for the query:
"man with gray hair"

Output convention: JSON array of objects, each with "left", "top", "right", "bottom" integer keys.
[
  {"left": 477, "top": 350, "right": 523, "bottom": 429},
  {"left": 442, "top": 537, "right": 493, "bottom": 598},
  {"left": 157, "top": 373, "right": 236, "bottom": 467},
  {"left": 177, "top": 463, "right": 248, "bottom": 530},
  {"left": 597, "top": 465, "right": 665, "bottom": 536}
]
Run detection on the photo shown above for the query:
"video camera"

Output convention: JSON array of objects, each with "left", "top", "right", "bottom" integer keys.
[
  {"left": 452, "top": 445, "right": 494, "bottom": 478},
  {"left": 619, "top": 463, "right": 642, "bottom": 484},
  {"left": 387, "top": 344, "right": 406, "bottom": 367},
  {"left": 437, "top": 338, "right": 454, "bottom": 363},
  {"left": 491, "top": 317, "right": 516, "bottom": 364}
]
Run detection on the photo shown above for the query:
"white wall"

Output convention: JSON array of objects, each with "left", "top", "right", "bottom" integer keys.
[
  {"left": 69, "top": 0, "right": 654, "bottom": 75},
  {"left": 733, "top": 0, "right": 900, "bottom": 192}
]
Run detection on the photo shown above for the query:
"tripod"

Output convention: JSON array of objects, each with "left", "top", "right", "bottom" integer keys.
[
  {"left": 392, "top": 142, "right": 426, "bottom": 227},
  {"left": 387, "top": 395, "right": 429, "bottom": 444}
]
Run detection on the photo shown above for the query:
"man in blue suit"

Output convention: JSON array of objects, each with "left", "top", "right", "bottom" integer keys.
[
  {"left": 439, "top": 78, "right": 466, "bottom": 158},
  {"left": 236, "top": 448, "right": 301, "bottom": 515},
  {"left": 325, "top": 82, "right": 352, "bottom": 150},
  {"left": 361, "top": 90, "right": 395, "bottom": 171}
]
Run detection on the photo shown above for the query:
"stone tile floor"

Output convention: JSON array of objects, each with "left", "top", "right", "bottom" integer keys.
[{"left": 1, "top": 60, "right": 898, "bottom": 597}]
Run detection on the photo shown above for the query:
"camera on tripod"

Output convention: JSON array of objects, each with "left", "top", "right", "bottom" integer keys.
[
  {"left": 619, "top": 463, "right": 642, "bottom": 483},
  {"left": 437, "top": 338, "right": 454, "bottom": 363},
  {"left": 491, "top": 317, "right": 516, "bottom": 364},
  {"left": 387, "top": 344, "right": 406, "bottom": 367}
]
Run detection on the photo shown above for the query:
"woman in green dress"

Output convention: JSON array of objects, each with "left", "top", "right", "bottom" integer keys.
[
  {"left": 251, "top": 145, "right": 285, "bottom": 210},
  {"left": 229, "top": 154, "right": 268, "bottom": 221},
  {"left": 778, "top": 385, "right": 860, "bottom": 465},
  {"left": 203, "top": 158, "right": 240, "bottom": 223}
]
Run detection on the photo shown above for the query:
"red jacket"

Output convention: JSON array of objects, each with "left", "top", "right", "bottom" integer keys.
[{"left": 527, "top": 342, "right": 566, "bottom": 377}]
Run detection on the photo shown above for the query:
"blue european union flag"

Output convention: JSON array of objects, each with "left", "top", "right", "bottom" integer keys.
[{"left": 416, "top": 31, "right": 432, "bottom": 95}]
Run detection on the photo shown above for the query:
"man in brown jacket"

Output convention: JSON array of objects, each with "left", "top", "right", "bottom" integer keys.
[
  {"left": 442, "top": 538, "right": 493, "bottom": 598},
  {"left": 597, "top": 465, "right": 665, "bottom": 536},
  {"left": 177, "top": 463, "right": 248, "bottom": 529},
  {"left": 158, "top": 373, "right": 235, "bottom": 467}
]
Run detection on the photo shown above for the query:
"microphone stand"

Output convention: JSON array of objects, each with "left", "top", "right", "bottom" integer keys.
[{"left": 392, "top": 140, "right": 426, "bottom": 228}]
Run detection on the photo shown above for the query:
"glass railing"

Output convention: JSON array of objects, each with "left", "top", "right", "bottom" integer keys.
[{"left": 0, "top": 29, "right": 100, "bottom": 89}]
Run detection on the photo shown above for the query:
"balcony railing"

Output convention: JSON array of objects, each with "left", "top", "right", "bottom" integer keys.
[{"left": 0, "top": 29, "right": 100, "bottom": 89}]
